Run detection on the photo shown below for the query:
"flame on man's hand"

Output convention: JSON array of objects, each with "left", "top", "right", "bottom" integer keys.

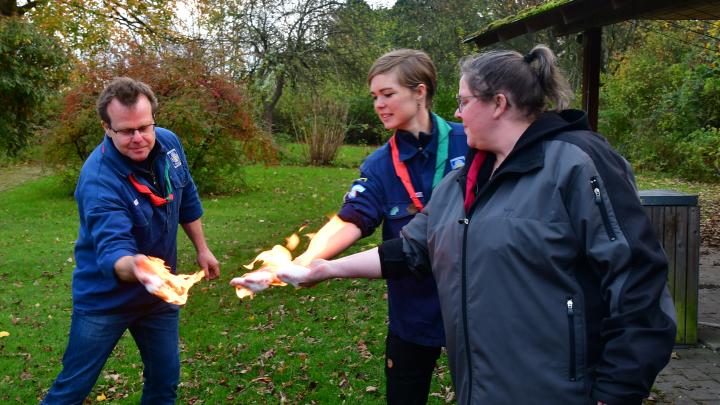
[{"left": 136, "top": 256, "right": 205, "bottom": 305}]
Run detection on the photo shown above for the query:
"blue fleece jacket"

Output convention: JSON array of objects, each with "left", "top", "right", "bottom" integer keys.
[{"left": 72, "top": 128, "right": 203, "bottom": 313}]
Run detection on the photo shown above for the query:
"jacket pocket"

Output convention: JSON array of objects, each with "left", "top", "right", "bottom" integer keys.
[
  {"left": 566, "top": 297, "right": 577, "bottom": 381},
  {"left": 589, "top": 177, "right": 616, "bottom": 241}
]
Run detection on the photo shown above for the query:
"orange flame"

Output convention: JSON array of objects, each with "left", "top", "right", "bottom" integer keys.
[
  {"left": 235, "top": 227, "right": 311, "bottom": 299},
  {"left": 136, "top": 256, "right": 205, "bottom": 305}
]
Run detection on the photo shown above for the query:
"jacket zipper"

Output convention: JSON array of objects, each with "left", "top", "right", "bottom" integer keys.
[
  {"left": 567, "top": 298, "right": 577, "bottom": 381},
  {"left": 458, "top": 216, "right": 473, "bottom": 403},
  {"left": 589, "top": 177, "right": 616, "bottom": 241}
]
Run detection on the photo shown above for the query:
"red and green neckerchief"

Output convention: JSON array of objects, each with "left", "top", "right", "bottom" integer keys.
[
  {"left": 128, "top": 159, "right": 174, "bottom": 207},
  {"left": 389, "top": 113, "right": 451, "bottom": 212}
]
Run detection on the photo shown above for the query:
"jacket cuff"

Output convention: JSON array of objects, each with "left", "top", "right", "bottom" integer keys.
[
  {"left": 379, "top": 238, "right": 410, "bottom": 279},
  {"left": 338, "top": 206, "right": 376, "bottom": 238},
  {"left": 99, "top": 248, "right": 136, "bottom": 280}
]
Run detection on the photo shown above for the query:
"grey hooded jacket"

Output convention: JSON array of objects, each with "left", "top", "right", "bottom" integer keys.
[{"left": 380, "top": 110, "right": 677, "bottom": 404}]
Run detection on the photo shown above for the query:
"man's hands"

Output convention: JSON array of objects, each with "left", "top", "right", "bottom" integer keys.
[
  {"left": 114, "top": 254, "right": 151, "bottom": 283},
  {"left": 115, "top": 250, "right": 219, "bottom": 284},
  {"left": 196, "top": 248, "right": 220, "bottom": 280}
]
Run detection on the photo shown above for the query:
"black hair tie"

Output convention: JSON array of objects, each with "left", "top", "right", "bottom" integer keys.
[{"left": 523, "top": 52, "right": 535, "bottom": 63}]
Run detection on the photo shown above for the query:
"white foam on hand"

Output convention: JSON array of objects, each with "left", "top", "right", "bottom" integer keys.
[
  {"left": 235, "top": 270, "right": 276, "bottom": 292},
  {"left": 142, "top": 274, "right": 164, "bottom": 294},
  {"left": 276, "top": 264, "right": 312, "bottom": 287}
]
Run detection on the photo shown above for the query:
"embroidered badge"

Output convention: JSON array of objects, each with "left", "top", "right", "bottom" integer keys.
[
  {"left": 450, "top": 156, "right": 466, "bottom": 170},
  {"left": 346, "top": 184, "right": 366, "bottom": 199},
  {"left": 389, "top": 206, "right": 399, "bottom": 216},
  {"left": 167, "top": 149, "right": 182, "bottom": 168}
]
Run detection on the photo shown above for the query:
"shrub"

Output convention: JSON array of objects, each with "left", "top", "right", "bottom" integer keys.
[
  {"left": 44, "top": 44, "right": 276, "bottom": 195},
  {"left": 674, "top": 127, "right": 720, "bottom": 182},
  {"left": 291, "top": 95, "right": 348, "bottom": 166},
  {"left": 599, "top": 22, "right": 720, "bottom": 182}
]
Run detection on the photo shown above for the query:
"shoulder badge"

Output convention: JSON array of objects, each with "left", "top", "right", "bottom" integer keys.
[{"left": 167, "top": 149, "right": 182, "bottom": 168}]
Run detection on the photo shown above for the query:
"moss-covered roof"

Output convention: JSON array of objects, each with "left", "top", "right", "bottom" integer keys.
[
  {"left": 464, "top": 0, "right": 720, "bottom": 47},
  {"left": 478, "top": 0, "right": 573, "bottom": 35}
]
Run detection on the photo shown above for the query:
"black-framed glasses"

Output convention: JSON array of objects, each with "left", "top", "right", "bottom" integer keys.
[
  {"left": 456, "top": 95, "right": 478, "bottom": 113},
  {"left": 109, "top": 123, "right": 156, "bottom": 138}
]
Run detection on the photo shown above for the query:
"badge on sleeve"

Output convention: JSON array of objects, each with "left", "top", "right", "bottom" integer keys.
[
  {"left": 450, "top": 156, "right": 466, "bottom": 170},
  {"left": 167, "top": 149, "right": 182, "bottom": 168},
  {"left": 346, "top": 184, "right": 366, "bottom": 199}
]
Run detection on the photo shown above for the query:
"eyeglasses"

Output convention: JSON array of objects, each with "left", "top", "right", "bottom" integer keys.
[
  {"left": 456, "top": 95, "right": 478, "bottom": 113},
  {"left": 109, "top": 123, "right": 156, "bottom": 138}
]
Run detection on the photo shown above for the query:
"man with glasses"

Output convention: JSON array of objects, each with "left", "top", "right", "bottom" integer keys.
[{"left": 42, "top": 77, "right": 220, "bottom": 404}]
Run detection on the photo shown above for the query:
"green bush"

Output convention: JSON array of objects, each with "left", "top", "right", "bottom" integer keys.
[
  {"left": 43, "top": 44, "right": 276, "bottom": 195},
  {"left": 599, "top": 22, "right": 720, "bottom": 182},
  {"left": 0, "top": 17, "right": 68, "bottom": 158},
  {"left": 674, "top": 127, "right": 720, "bottom": 182}
]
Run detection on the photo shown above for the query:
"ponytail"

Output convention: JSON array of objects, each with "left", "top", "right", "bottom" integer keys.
[
  {"left": 523, "top": 45, "right": 572, "bottom": 112},
  {"left": 460, "top": 44, "right": 573, "bottom": 119}
]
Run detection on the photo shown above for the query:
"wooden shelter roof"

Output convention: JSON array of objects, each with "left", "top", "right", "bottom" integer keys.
[{"left": 464, "top": 0, "right": 720, "bottom": 47}]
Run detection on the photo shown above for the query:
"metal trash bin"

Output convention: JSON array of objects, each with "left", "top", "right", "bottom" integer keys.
[{"left": 639, "top": 189, "right": 700, "bottom": 345}]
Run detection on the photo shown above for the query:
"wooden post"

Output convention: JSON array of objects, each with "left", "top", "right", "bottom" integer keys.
[{"left": 581, "top": 27, "right": 601, "bottom": 131}]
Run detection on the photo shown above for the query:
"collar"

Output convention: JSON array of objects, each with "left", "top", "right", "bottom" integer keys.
[
  {"left": 461, "top": 109, "right": 590, "bottom": 180},
  {"left": 394, "top": 112, "right": 438, "bottom": 162},
  {"left": 101, "top": 133, "right": 169, "bottom": 177}
]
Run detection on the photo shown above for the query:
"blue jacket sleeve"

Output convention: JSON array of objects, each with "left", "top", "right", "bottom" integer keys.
[
  {"left": 84, "top": 195, "right": 138, "bottom": 280},
  {"left": 337, "top": 161, "right": 386, "bottom": 238}
]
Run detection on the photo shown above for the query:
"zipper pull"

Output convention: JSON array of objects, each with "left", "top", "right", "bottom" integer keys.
[
  {"left": 566, "top": 298, "right": 574, "bottom": 315},
  {"left": 458, "top": 218, "right": 469, "bottom": 225},
  {"left": 590, "top": 178, "right": 601, "bottom": 203}
]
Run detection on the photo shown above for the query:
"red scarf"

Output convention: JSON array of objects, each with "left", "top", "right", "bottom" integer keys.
[
  {"left": 463, "top": 151, "right": 487, "bottom": 213},
  {"left": 128, "top": 173, "right": 174, "bottom": 206}
]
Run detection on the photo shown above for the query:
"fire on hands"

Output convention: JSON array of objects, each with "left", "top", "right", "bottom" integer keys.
[
  {"left": 135, "top": 256, "right": 205, "bottom": 305},
  {"left": 230, "top": 231, "right": 312, "bottom": 299}
]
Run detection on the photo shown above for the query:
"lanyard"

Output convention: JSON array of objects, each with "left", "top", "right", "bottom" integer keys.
[
  {"left": 389, "top": 114, "right": 450, "bottom": 212},
  {"left": 128, "top": 159, "right": 174, "bottom": 206}
]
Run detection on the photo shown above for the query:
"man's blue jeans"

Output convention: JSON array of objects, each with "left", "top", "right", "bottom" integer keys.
[{"left": 41, "top": 304, "right": 180, "bottom": 405}]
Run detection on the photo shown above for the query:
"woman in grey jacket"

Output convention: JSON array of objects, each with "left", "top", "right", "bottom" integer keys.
[{"left": 272, "top": 45, "right": 677, "bottom": 405}]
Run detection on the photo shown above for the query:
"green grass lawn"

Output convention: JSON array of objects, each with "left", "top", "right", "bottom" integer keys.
[
  {"left": 1, "top": 146, "right": 717, "bottom": 403},
  {"left": 0, "top": 156, "right": 454, "bottom": 403}
]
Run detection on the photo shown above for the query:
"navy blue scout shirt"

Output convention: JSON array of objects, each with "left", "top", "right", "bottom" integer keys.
[
  {"left": 338, "top": 114, "right": 468, "bottom": 347},
  {"left": 72, "top": 128, "right": 203, "bottom": 314}
]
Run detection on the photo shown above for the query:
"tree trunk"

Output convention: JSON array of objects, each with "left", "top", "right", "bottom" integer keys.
[
  {"left": 262, "top": 72, "right": 286, "bottom": 132},
  {"left": 0, "top": 0, "right": 18, "bottom": 16}
]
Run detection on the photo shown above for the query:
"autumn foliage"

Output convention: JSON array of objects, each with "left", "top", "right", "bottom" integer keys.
[{"left": 44, "top": 44, "right": 276, "bottom": 194}]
